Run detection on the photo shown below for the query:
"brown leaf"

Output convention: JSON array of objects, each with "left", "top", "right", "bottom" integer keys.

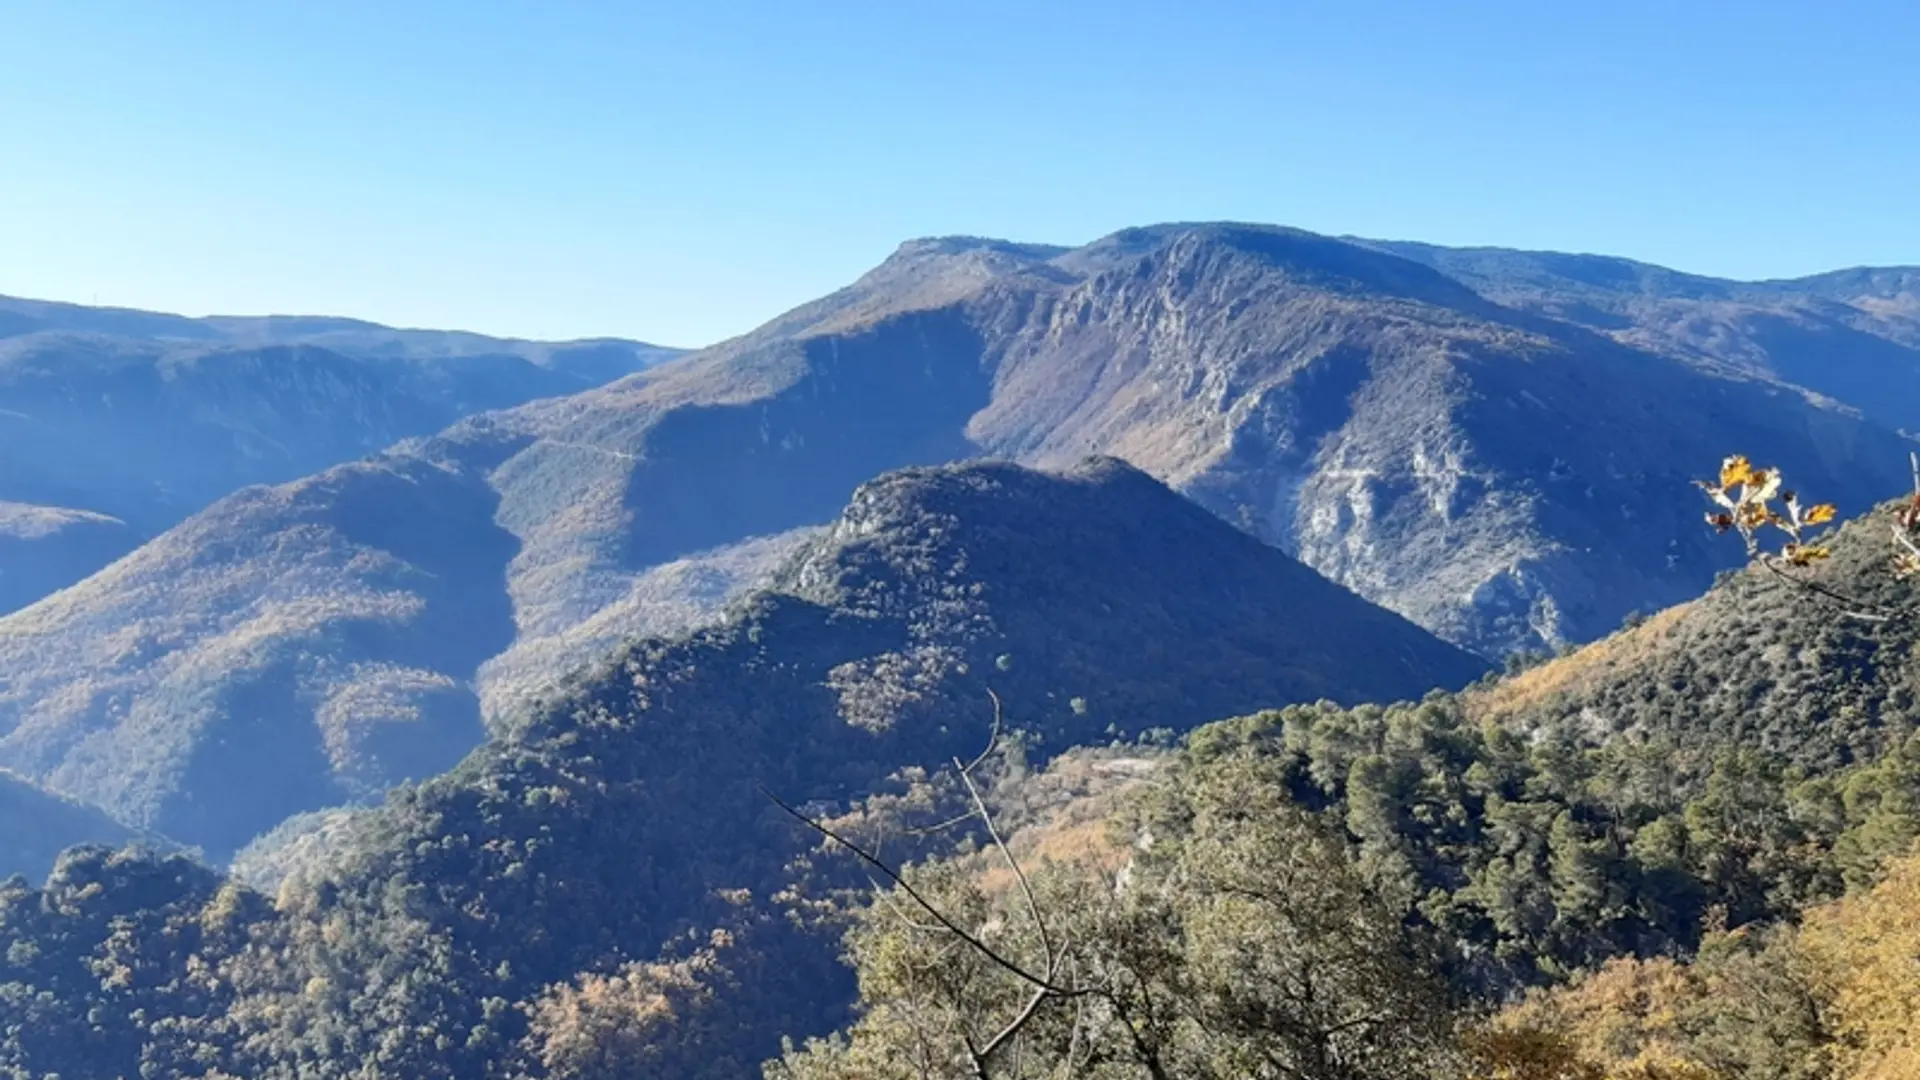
[{"left": 1901, "top": 494, "right": 1920, "bottom": 532}]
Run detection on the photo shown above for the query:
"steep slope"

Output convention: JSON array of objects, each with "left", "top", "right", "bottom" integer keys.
[
  {"left": 470, "top": 224, "right": 1915, "bottom": 655},
  {"left": 955, "top": 226, "right": 1918, "bottom": 649},
  {"left": 0, "top": 458, "right": 1487, "bottom": 1080},
  {"left": 477, "top": 527, "right": 821, "bottom": 722},
  {"left": 1466, "top": 491, "right": 1920, "bottom": 776},
  {"left": 0, "top": 437, "right": 525, "bottom": 858},
  {"left": 758, "top": 456, "right": 1490, "bottom": 727},
  {"left": 293, "top": 225, "right": 1915, "bottom": 671},
  {"left": 0, "top": 769, "right": 144, "bottom": 883},
  {"left": 0, "top": 295, "right": 678, "bottom": 612}
]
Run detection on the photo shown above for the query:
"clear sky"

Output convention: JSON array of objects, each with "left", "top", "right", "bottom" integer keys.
[{"left": 2, "top": 1, "right": 1915, "bottom": 347}]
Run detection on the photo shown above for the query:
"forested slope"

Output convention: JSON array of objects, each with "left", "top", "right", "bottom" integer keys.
[
  {"left": 0, "top": 457, "right": 1485, "bottom": 1078},
  {"left": 780, "top": 482, "right": 1920, "bottom": 1079}
]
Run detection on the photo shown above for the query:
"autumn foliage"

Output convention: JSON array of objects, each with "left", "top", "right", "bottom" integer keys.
[
  {"left": 1698, "top": 454, "right": 1837, "bottom": 567},
  {"left": 1470, "top": 841, "right": 1920, "bottom": 1080}
]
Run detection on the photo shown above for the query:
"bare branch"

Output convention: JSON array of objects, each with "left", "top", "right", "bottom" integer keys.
[
  {"left": 1892, "top": 520, "right": 1920, "bottom": 565},
  {"left": 760, "top": 784, "right": 1092, "bottom": 998},
  {"left": 904, "top": 809, "right": 983, "bottom": 838},
  {"left": 1756, "top": 555, "right": 1894, "bottom": 623},
  {"left": 977, "top": 983, "right": 1052, "bottom": 1063},
  {"left": 957, "top": 687, "right": 1006, "bottom": 778},
  {"left": 954, "top": 751, "right": 1056, "bottom": 978},
  {"left": 765, "top": 688, "right": 1100, "bottom": 1076},
  {"left": 960, "top": 1031, "right": 989, "bottom": 1080}
]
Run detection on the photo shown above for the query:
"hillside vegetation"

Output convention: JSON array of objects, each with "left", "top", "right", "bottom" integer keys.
[
  {"left": 777, "top": 485, "right": 1920, "bottom": 1080},
  {"left": 0, "top": 443, "right": 524, "bottom": 857}
]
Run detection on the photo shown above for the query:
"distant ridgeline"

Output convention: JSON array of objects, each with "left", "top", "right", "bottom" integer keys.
[
  {"left": 4, "top": 469, "right": 1920, "bottom": 1077},
  {"left": 0, "top": 291, "right": 679, "bottom": 614},
  {"left": 7, "top": 226, "right": 1920, "bottom": 878}
]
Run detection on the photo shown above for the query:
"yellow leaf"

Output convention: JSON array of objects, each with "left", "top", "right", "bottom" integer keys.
[
  {"left": 1784, "top": 543, "right": 1831, "bottom": 566},
  {"left": 1719, "top": 456, "right": 1754, "bottom": 490},
  {"left": 1805, "top": 503, "right": 1837, "bottom": 525}
]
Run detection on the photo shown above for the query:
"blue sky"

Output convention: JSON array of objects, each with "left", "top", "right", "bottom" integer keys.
[{"left": 1, "top": 1, "right": 1915, "bottom": 347}]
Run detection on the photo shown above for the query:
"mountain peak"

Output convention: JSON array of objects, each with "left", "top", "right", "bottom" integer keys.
[
  {"left": 887, "top": 235, "right": 1073, "bottom": 262},
  {"left": 837, "top": 454, "right": 1151, "bottom": 520},
  {"left": 1052, "top": 222, "right": 1498, "bottom": 312},
  {"left": 763, "top": 458, "right": 1488, "bottom": 731}
]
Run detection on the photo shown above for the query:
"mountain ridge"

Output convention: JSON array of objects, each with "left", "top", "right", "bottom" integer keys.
[
  {"left": 7, "top": 221, "right": 1920, "bottom": 861},
  {"left": 0, "top": 289, "right": 693, "bottom": 354},
  {"left": 0, "top": 455, "right": 1487, "bottom": 862},
  {"left": 0, "top": 297, "right": 681, "bottom": 611}
]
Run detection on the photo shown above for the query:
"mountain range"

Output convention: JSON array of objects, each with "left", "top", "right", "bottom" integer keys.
[
  {"left": 3, "top": 221, "right": 1919, "bottom": 871},
  {"left": 0, "top": 456, "right": 1486, "bottom": 866},
  {"left": 0, "top": 454, "right": 1491, "bottom": 1078},
  {"left": 4, "top": 461, "right": 1918, "bottom": 1079},
  {"left": 0, "top": 294, "right": 680, "bottom": 611}
]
